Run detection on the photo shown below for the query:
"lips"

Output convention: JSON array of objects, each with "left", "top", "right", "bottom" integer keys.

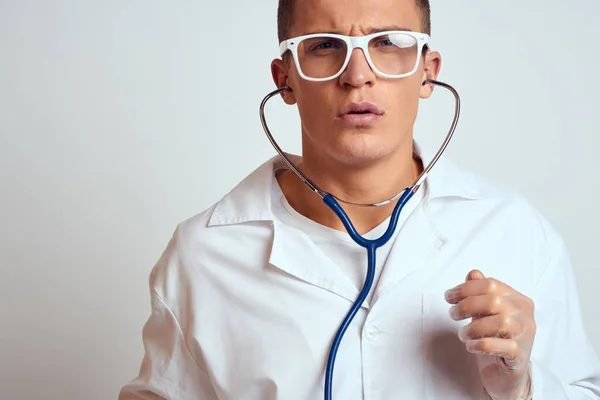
[
  {"left": 337, "top": 101, "right": 384, "bottom": 127},
  {"left": 340, "top": 102, "right": 384, "bottom": 117}
]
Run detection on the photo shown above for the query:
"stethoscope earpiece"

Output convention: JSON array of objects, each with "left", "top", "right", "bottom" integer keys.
[{"left": 278, "top": 85, "right": 293, "bottom": 98}]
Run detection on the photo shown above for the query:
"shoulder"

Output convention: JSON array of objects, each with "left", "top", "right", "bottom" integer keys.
[
  {"left": 463, "top": 164, "right": 559, "bottom": 242},
  {"left": 431, "top": 157, "right": 565, "bottom": 275},
  {"left": 147, "top": 206, "right": 216, "bottom": 302},
  {"left": 438, "top": 157, "right": 557, "bottom": 235},
  {"left": 149, "top": 156, "right": 280, "bottom": 294}
]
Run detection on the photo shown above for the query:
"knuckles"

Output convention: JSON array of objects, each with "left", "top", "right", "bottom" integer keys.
[{"left": 486, "top": 278, "right": 499, "bottom": 293}]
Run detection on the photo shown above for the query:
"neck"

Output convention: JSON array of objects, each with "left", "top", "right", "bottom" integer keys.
[{"left": 276, "top": 138, "right": 423, "bottom": 235}]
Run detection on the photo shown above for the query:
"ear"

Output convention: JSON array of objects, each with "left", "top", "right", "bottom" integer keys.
[
  {"left": 271, "top": 58, "right": 297, "bottom": 105},
  {"left": 420, "top": 50, "right": 442, "bottom": 99}
]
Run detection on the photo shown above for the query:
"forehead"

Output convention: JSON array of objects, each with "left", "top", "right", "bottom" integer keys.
[{"left": 290, "top": 0, "right": 422, "bottom": 36}]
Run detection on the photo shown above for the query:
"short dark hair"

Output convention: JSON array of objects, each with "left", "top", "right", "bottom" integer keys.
[{"left": 277, "top": 0, "right": 431, "bottom": 43}]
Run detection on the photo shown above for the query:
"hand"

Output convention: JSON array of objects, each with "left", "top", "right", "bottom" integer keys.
[{"left": 444, "top": 270, "right": 536, "bottom": 400}]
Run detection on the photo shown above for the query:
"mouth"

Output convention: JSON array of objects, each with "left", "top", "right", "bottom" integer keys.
[
  {"left": 340, "top": 102, "right": 385, "bottom": 117},
  {"left": 337, "top": 102, "right": 384, "bottom": 126}
]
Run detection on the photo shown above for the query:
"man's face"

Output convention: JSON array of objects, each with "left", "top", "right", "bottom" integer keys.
[{"left": 272, "top": 0, "right": 441, "bottom": 167}]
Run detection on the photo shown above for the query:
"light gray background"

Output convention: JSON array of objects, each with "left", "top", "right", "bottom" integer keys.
[{"left": 1, "top": 1, "right": 598, "bottom": 399}]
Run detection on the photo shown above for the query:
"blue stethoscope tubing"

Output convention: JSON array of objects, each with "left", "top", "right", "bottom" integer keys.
[
  {"left": 259, "top": 79, "right": 461, "bottom": 400},
  {"left": 322, "top": 189, "right": 414, "bottom": 399}
]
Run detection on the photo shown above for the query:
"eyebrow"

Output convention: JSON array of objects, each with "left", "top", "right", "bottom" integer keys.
[
  {"left": 303, "top": 25, "right": 413, "bottom": 36},
  {"left": 366, "top": 25, "right": 413, "bottom": 34}
]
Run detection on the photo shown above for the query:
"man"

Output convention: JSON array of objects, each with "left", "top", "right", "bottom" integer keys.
[{"left": 119, "top": 0, "right": 600, "bottom": 398}]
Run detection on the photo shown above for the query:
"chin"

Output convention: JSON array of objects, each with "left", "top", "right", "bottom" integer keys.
[
  {"left": 331, "top": 135, "right": 399, "bottom": 167},
  {"left": 303, "top": 124, "right": 409, "bottom": 167}
]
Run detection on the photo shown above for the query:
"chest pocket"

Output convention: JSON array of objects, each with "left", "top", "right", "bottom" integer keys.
[{"left": 422, "top": 292, "right": 487, "bottom": 399}]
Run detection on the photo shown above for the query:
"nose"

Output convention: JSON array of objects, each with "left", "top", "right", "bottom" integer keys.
[{"left": 339, "top": 48, "right": 376, "bottom": 88}]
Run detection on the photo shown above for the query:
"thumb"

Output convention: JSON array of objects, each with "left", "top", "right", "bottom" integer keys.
[{"left": 466, "top": 269, "right": 486, "bottom": 282}]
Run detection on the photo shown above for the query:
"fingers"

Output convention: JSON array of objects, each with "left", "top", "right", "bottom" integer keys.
[
  {"left": 449, "top": 293, "right": 516, "bottom": 321},
  {"left": 465, "top": 338, "right": 524, "bottom": 370},
  {"left": 458, "top": 314, "right": 523, "bottom": 342},
  {"left": 466, "top": 269, "right": 486, "bottom": 281},
  {"left": 445, "top": 277, "right": 512, "bottom": 305}
]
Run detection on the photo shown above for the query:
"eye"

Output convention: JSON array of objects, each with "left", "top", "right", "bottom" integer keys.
[
  {"left": 310, "top": 40, "right": 341, "bottom": 51},
  {"left": 377, "top": 39, "right": 394, "bottom": 47}
]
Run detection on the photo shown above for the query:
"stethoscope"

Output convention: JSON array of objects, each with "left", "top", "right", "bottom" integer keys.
[{"left": 259, "top": 78, "right": 460, "bottom": 400}]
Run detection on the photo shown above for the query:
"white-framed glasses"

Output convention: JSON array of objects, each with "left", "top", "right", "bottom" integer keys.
[{"left": 279, "top": 30, "right": 430, "bottom": 82}]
